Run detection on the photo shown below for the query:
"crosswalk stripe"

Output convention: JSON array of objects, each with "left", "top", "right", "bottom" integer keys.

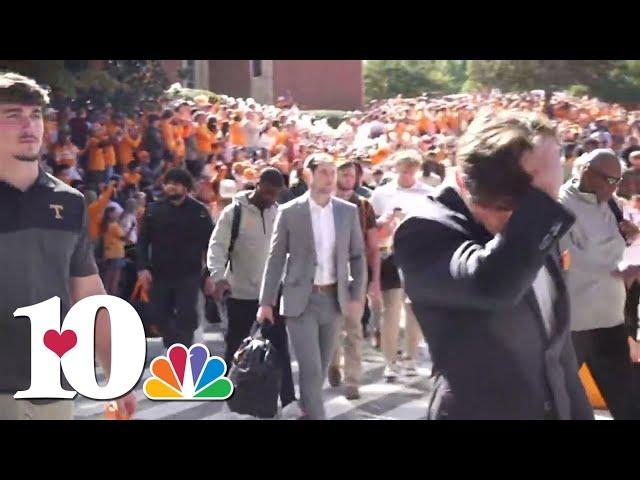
[
  {"left": 74, "top": 327, "right": 610, "bottom": 420},
  {"left": 376, "top": 399, "right": 430, "bottom": 420}
]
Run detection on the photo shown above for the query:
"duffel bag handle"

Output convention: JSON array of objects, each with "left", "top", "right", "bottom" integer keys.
[{"left": 250, "top": 320, "right": 264, "bottom": 339}]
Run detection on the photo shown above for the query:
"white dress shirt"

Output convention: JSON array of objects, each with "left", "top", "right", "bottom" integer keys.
[
  {"left": 309, "top": 197, "right": 337, "bottom": 285},
  {"left": 532, "top": 265, "right": 557, "bottom": 338}
]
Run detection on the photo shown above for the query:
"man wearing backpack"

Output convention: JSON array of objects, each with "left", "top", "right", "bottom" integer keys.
[{"left": 207, "top": 168, "right": 295, "bottom": 407}]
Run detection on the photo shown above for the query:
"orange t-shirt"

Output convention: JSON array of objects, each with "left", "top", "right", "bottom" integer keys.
[
  {"left": 371, "top": 147, "right": 390, "bottom": 166},
  {"left": 173, "top": 125, "right": 186, "bottom": 159},
  {"left": 117, "top": 134, "right": 142, "bottom": 168},
  {"left": 88, "top": 185, "right": 115, "bottom": 241},
  {"left": 103, "top": 222, "right": 125, "bottom": 259},
  {"left": 195, "top": 124, "right": 214, "bottom": 154},
  {"left": 230, "top": 122, "right": 246, "bottom": 146},
  {"left": 180, "top": 123, "right": 194, "bottom": 139},
  {"left": 417, "top": 113, "right": 432, "bottom": 134},
  {"left": 435, "top": 113, "right": 449, "bottom": 133},
  {"left": 123, "top": 172, "right": 142, "bottom": 186},
  {"left": 447, "top": 111, "right": 460, "bottom": 131},
  {"left": 87, "top": 137, "right": 106, "bottom": 172},
  {"left": 103, "top": 143, "right": 117, "bottom": 168},
  {"left": 160, "top": 120, "right": 176, "bottom": 152}
]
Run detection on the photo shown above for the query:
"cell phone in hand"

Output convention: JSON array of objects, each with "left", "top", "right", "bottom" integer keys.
[{"left": 393, "top": 207, "right": 405, "bottom": 220}]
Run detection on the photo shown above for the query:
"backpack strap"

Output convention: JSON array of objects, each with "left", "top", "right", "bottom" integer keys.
[{"left": 226, "top": 202, "right": 242, "bottom": 272}]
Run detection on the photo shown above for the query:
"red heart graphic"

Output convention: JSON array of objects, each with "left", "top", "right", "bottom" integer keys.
[{"left": 43, "top": 330, "right": 77, "bottom": 358}]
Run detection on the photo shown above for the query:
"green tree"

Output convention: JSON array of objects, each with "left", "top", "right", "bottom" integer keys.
[
  {"left": 364, "top": 60, "right": 466, "bottom": 102},
  {"left": 464, "top": 60, "right": 617, "bottom": 93},
  {"left": 0, "top": 60, "right": 170, "bottom": 113}
]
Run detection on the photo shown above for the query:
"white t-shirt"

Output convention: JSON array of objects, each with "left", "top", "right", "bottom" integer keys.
[
  {"left": 370, "top": 179, "right": 433, "bottom": 219},
  {"left": 370, "top": 179, "right": 433, "bottom": 249},
  {"left": 623, "top": 205, "right": 640, "bottom": 265}
]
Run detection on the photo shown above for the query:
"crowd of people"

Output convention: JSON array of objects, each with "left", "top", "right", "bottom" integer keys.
[
  {"left": 9, "top": 68, "right": 640, "bottom": 419},
  {"left": 38, "top": 91, "right": 640, "bottom": 299}
]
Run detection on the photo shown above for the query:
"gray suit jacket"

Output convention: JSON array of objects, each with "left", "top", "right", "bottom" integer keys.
[{"left": 259, "top": 192, "right": 367, "bottom": 318}]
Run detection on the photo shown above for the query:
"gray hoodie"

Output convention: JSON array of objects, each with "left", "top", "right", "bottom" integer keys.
[
  {"left": 207, "top": 190, "right": 278, "bottom": 300},
  {"left": 558, "top": 178, "right": 626, "bottom": 331}
]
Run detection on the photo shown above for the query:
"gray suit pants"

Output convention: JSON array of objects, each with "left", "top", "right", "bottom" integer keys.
[{"left": 287, "top": 291, "right": 342, "bottom": 420}]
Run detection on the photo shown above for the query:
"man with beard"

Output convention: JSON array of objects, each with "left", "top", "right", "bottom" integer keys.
[
  {"left": 137, "top": 168, "right": 214, "bottom": 348},
  {"left": 0, "top": 72, "right": 136, "bottom": 419},
  {"left": 327, "top": 159, "right": 381, "bottom": 400}
]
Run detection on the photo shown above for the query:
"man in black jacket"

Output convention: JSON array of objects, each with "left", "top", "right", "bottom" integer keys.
[
  {"left": 394, "top": 111, "right": 594, "bottom": 420},
  {"left": 137, "top": 168, "right": 214, "bottom": 348}
]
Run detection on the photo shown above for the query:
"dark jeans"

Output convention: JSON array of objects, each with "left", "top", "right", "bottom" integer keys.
[
  {"left": 225, "top": 298, "right": 296, "bottom": 408},
  {"left": 572, "top": 324, "right": 640, "bottom": 420},
  {"left": 151, "top": 275, "right": 201, "bottom": 349}
]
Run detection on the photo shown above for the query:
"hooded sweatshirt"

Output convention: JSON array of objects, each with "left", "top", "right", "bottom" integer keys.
[
  {"left": 558, "top": 177, "right": 626, "bottom": 331},
  {"left": 207, "top": 190, "right": 278, "bottom": 300}
]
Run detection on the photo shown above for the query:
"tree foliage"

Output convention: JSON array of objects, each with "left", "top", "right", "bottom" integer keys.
[
  {"left": 364, "top": 60, "right": 466, "bottom": 101},
  {"left": 0, "top": 59, "right": 170, "bottom": 113},
  {"left": 365, "top": 60, "right": 640, "bottom": 105}
]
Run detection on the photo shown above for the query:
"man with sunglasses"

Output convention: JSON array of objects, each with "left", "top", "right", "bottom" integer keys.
[{"left": 559, "top": 148, "right": 640, "bottom": 419}]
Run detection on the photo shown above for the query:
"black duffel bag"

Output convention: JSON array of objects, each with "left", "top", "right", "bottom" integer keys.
[{"left": 227, "top": 323, "right": 283, "bottom": 419}]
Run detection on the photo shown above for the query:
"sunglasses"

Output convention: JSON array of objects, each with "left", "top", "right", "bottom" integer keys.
[{"left": 591, "top": 168, "right": 622, "bottom": 186}]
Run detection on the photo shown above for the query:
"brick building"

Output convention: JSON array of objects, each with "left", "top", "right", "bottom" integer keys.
[{"left": 160, "top": 60, "right": 363, "bottom": 111}]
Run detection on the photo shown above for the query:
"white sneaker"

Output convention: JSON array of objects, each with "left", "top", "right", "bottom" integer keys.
[
  {"left": 280, "top": 401, "right": 303, "bottom": 420},
  {"left": 383, "top": 363, "right": 400, "bottom": 381},
  {"left": 404, "top": 360, "right": 418, "bottom": 377}
]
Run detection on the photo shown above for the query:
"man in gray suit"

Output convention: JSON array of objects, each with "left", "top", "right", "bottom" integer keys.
[{"left": 258, "top": 153, "right": 367, "bottom": 420}]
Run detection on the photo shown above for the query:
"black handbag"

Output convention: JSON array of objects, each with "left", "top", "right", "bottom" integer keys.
[{"left": 227, "top": 323, "right": 283, "bottom": 419}]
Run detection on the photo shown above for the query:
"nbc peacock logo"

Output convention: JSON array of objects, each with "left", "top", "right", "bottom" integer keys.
[{"left": 143, "top": 344, "right": 234, "bottom": 400}]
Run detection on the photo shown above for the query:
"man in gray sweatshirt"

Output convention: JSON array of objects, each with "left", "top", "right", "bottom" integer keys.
[
  {"left": 559, "top": 148, "right": 640, "bottom": 419},
  {"left": 207, "top": 168, "right": 286, "bottom": 360},
  {"left": 207, "top": 168, "right": 296, "bottom": 408}
]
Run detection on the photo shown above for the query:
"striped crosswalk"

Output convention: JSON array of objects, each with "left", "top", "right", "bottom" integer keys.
[
  {"left": 74, "top": 326, "right": 434, "bottom": 420},
  {"left": 73, "top": 325, "right": 614, "bottom": 420}
]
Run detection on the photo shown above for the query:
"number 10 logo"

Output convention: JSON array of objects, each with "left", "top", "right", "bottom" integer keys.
[{"left": 13, "top": 295, "right": 147, "bottom": 400}]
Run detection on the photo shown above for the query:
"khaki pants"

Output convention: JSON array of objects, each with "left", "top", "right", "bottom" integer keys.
[
  {"left": 381, "top": 288, "right": 422, "bottom": 365},
  {"left": 330, "top": 305, "right": 364, "bottom": 387},
  {"left": 0, "top": 395, "right": 74, "bottom": 420}
]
